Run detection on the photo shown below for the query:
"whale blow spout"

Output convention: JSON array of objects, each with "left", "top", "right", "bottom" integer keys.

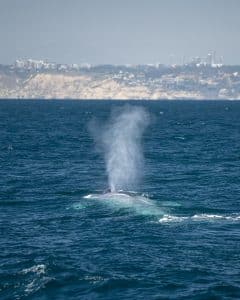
[
  {"left": 103, "top": 106, "right": 149, "bottom": 192},
  {"left": 89, "top": 105, "right": 149, "bottom": 192}
]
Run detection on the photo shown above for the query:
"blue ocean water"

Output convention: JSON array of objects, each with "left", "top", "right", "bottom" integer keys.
[{"left": 0, "top": 100, "right": 240, "bottom": 300}]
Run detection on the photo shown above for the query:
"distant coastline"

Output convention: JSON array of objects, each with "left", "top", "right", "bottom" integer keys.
[{"left": 1, "top": 60, "right": 240, "bottom": 100}]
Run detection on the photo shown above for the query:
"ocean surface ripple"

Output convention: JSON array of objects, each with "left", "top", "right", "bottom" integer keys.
[{"left": 0, "top": 100, "right": 240, "bottom": 299}]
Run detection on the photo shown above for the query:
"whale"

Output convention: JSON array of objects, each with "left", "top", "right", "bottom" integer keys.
[{"left": 83, "top": 190, "right": 163, "bottom": 216}]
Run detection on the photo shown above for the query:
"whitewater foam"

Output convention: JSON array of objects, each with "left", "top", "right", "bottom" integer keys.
[
  {"left": 20, "top": 264, "right": 52, "bottom": 296},
  {"left": 158, "top": 215, "right": 188, "bottom": 223},
  {"left": 21, "top": 264, "right": 46, "bottom": 275},
  {"left": 159, "top": 213, "right": 240, "bottom": 224}
]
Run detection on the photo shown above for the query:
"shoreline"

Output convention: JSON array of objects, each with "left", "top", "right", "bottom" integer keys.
[{"left": 0, "top": 98, "right": 240, "bottom": 101}]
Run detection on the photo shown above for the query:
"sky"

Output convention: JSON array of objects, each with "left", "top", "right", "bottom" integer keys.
[{"left": 0, "top": 0, "right": 240, "bottom": 65}]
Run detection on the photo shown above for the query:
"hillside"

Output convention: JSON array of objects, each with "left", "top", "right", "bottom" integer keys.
[{"left": 0, "top": 64, "right": 240, "bottom": 100}]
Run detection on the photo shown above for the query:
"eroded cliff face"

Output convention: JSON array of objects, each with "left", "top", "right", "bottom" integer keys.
[{"left": 0, "top": 72, "right": 203, "bottom": 100}]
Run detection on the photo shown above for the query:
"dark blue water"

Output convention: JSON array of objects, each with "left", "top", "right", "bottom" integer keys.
[{"left": 1, "top": 100, "right": 240, "bottom": 300}]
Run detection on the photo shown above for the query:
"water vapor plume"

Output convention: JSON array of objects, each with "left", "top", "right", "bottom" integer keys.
[{"left": 91, "top": 105, "right": 149, "bottom": 192}]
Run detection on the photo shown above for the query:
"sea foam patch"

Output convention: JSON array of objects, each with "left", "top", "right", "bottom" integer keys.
[
  {"left": 20, "top": 264, "right": 46, "bottom": 275},
  {"left": 159, "top": 213, "right": 240, "bottom": 224},
  {"left": 19, "top": 264, "right": 52, "bottom": 296}
]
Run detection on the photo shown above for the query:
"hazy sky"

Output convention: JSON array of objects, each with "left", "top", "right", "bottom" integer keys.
[{"left": 1, "top": 0, "right": 240, "bottom": 65}]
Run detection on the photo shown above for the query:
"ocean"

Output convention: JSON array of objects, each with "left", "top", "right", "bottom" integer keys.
[{"left": 0, "top": 100, "right": 240, "bottom": 299}]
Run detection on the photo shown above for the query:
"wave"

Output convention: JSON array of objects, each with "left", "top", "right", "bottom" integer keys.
[{"left": 159, "top": 213, "right": 240, "bottom": 224}]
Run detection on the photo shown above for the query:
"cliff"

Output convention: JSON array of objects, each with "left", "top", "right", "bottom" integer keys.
[{"left": 1, "top": 64, "right": 240, "bottom": 100}]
